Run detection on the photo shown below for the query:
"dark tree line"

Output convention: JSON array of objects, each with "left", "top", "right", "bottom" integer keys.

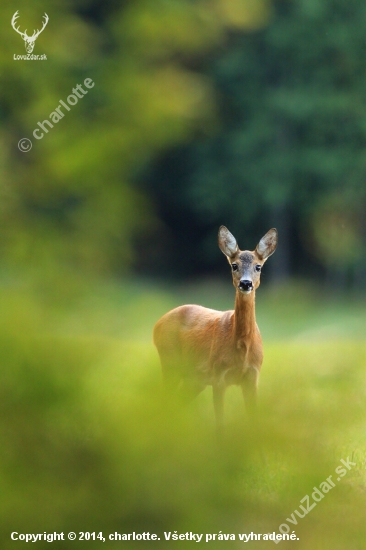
[{"left": 139, "top": 0, "right": 366, "bottom": 287}]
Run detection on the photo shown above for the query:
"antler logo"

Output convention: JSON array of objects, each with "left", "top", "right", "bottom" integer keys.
[{"left": 11, "top": 11, "right": 49, "bottom": 54}]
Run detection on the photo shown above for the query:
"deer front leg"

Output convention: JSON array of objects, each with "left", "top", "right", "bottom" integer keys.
[
  {"left": 241, "top": 366, "right": 259, "bottom": 419},
  {"left": 213, "top": 383, "right": 226, "bottom": 441}
]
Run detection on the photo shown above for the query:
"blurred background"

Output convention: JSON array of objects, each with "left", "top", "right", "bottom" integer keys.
[{"left": 1, "top": 0, "right": 366, "bottom": 548}]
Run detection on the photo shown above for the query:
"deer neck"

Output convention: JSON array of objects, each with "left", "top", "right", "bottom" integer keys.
[{"left": 233, "top": 290, "right": 257, "bottom": 340}]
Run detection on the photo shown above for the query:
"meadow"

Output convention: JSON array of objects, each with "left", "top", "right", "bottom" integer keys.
[{"left": 0, "top": 275, "right": 365, "bottom": 549}]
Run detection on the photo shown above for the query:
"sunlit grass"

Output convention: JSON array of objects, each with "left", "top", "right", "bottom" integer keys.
[{"left": 0, "top": 275, "right": 365, "bottom": 548}]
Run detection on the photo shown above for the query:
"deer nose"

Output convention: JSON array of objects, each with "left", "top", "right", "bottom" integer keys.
[{"left": 239, "top": 279, "right": 253, "bottom": 292}]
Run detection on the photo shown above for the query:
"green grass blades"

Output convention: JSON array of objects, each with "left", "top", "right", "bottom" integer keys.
[{"left": 0, "top": 278, "right": 365, "bottom": 548}]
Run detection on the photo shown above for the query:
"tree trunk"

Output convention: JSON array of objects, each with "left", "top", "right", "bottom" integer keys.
[{"left": 268, "top": 202, "right": 291, "bottom": 283}]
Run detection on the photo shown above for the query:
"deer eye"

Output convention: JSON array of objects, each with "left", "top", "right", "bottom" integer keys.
[
  {"left": 255, "top": 264, "right": 261, "bottom": 272},
  {"left": 231, "top": 263, "right": 239, "bottom": 272}
]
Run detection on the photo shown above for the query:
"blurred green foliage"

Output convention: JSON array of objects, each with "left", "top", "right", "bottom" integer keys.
[
  {"left": 141, "top": 0, "right": 366, "bottom": 284},
  {"left": 0, "top": 0, "right": 366, "bottom": 548},
  {"left": 1, "top": 0, "right": 269, "bottom": 277},
  {"left": 0, "top": 279, "right": 366, "bottom": 549}
]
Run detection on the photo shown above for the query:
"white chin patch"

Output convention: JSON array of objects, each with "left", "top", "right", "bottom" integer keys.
[{"left": 239, "top": 287, "right": 253, "bottom": 294}]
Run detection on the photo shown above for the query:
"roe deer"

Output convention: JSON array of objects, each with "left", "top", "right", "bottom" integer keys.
[{"left": 153, "top": 226, "right": 277, "bottom": 436}]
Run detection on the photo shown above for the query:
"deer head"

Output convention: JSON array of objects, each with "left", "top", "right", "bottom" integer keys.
[
  {"left": 218, "top": 226, "right": 278, "bottom": 294},
  {"left": 11, "top": 11, "right": 49, "bottom": 54}
]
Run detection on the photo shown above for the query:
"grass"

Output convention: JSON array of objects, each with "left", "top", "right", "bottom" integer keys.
[{"left": 0, "top": 275, "right": 365, "bottom": 548}]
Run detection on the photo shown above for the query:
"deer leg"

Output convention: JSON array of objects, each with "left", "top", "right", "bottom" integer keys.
[
  {"left": 161, "top": 356, "right": 205, "bottom": 402},
  {"left": 213, "top": 384, "right": 225, "bottom": 441},
  {"left": 161, "top": 358, "right": 180, "bottom": 392},
  {"left": 241, "top": 367, "right": 259, "bottom": 419},
  {"left": 178, "top": 378, "right": 206, "bottom": 403}
]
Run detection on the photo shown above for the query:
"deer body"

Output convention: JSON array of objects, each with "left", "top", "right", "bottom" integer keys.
[{"left": 153, "top": 226, "right": 277, "bottom": 435}]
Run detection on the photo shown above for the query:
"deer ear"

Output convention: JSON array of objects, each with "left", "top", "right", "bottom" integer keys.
[
  {"left": 218, "top": 226, "right": 238, "bottom": 258},
  {"left": 256, "top": 228, "right": 278, "bottom": 260}
]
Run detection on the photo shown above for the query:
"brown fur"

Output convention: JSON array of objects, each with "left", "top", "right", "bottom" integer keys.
[{"left": 153, "top": 226, "right": 277, "bottom": 436}]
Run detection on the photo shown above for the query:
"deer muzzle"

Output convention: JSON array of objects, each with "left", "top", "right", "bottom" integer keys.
[{"left": 238, "top": 279, "right": 253, "bottom": 293}]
